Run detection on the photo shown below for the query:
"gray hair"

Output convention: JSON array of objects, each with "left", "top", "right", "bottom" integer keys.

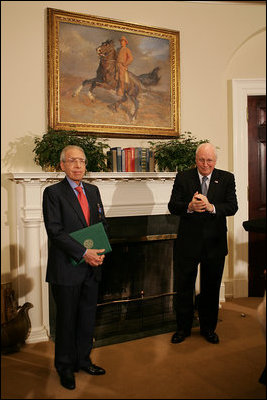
[
  {"left": 60, "top": 145, "right": 86, "bottom": 162},
  {"left": 196, "top": 142, "right": 217, "bottom": 160}
]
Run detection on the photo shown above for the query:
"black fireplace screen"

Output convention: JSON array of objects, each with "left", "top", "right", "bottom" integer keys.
[{"left": 49, "top": 214, "right": 180, "bottom": 346}]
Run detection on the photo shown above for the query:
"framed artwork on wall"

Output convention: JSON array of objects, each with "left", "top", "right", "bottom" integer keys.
[{"left": 47, "top": 8, "right": 180, "bottom": 138}]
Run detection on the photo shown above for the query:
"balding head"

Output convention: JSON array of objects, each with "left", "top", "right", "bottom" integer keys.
[{"left": 195, "top": 143, "right": 217, "bottom": 176}]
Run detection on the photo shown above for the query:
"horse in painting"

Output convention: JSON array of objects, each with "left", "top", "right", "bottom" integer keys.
[{"left": 72, "top": 39, "right": 142, "bottom": 121}]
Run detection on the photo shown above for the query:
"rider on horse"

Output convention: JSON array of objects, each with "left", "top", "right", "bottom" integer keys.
[{"left": 116, "top": 36, "right": 134, "bottom": 96}]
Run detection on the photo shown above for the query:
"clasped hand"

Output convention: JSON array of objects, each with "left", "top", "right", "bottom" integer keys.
[
  {"left": 188, "top": 191, "right": 214, "bottom": 213},
  {"left": 83, "top": 249, "right": 105, "bottom": 267}
]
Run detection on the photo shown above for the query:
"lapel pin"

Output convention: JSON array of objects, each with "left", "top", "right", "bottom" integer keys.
[{"left": 214, "top": 180, "right": 219, "bottom": 183}]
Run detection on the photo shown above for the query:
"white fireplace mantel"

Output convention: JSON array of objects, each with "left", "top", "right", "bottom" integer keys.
[{"left": 7, "top": 172, "right": 176, "bottom": 343}]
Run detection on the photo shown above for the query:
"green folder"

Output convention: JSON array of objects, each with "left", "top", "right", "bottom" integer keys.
[{"left": 69, "top": 222, "right": 112, "bottom": 266}]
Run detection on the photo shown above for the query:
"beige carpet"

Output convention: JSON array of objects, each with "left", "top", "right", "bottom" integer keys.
[{"left": 1, "top": 297, "right": 266, "bottom": 399}]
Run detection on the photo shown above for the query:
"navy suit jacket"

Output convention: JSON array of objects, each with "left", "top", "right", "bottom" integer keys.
[
  {"left": 43, "top": 177, "right": 108, "bottom": 285},
  {"left": 168, "top": 168, "right": 238, "bottom": 259}
]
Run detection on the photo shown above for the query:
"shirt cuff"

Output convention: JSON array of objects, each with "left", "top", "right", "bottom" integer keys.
[{"left": 210, "top": 204, "right": 216, "bottom": 214}]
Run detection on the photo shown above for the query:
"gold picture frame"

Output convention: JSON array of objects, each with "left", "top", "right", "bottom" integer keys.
[{"left": 47, "top": 8, "right": 180, "bottom": 138}]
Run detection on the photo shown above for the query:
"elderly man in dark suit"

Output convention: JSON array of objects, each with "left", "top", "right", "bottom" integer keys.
[
  {"left": 168, "top": 143, "right": 238, "bottom": 345},
  {"left": 43, "top": 145, "right": 107, "bottom": 390}
]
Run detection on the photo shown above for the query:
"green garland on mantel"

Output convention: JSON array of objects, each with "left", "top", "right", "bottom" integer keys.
[
  {"left": 33, "top": 129, "right": 209, "bottom": 173},
  {"left": 33, "top": 129, "right": 110, "bottom": 172},
  {"left": 149, "top": 132, "right": 209, "bottom": 172}
]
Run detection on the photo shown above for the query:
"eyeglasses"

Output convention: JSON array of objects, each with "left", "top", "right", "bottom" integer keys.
[
  {"left": 197, "top": 158, "right": 215, "bottom": 165},
  {"left": 64, "top": 158, "right": 87, "bottom": 165}
]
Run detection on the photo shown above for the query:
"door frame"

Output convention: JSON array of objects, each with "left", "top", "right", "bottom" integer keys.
[{"left": 232, "top": 78, "right": 266, "bottom": 297}]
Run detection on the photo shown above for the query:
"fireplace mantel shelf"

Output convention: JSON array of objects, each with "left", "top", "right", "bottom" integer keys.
[{"left": 7, "top": 171, "right": 176, "bottom": 183}]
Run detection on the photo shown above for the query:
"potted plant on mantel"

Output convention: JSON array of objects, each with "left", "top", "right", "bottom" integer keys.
[
  {"left": 33, "top": 129, "right": 110, "bottom": 172},
  {"left": 149, "top": 132, "right": 209, "bottom": 172}
]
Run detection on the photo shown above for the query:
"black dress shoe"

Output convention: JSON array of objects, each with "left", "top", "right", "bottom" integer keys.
[
  {"left": 81, "top": 364, "right": 106, "bottom": 375},
  {"left": 201, "top": 330, "right": 219, "bottom": 344},
  {"left": 58, "top": 369, "right": 75, "bottom": 390},
  {"left": 171, "top": 330, "right": 191, "bottom": 343}
]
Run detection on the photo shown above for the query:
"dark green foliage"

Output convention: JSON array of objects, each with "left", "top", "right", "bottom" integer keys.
[
  {"left": 149, "top": 132, "right": 209, "bottom": 172},
  {"left": 33, "top": 129, "right": 110, "bottom": 171}
]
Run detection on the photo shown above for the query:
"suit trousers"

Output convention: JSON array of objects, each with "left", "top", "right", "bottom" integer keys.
[
  {"left": 174, "top": 252, "right": 225, "bottom": 333},
  {"left": 51, "top": 267, "right": 99, "bottom": 372}
]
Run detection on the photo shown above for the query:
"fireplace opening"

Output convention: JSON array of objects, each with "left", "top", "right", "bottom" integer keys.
[{"left": 49, "top": 214, "right": 180, "bottom": 346}]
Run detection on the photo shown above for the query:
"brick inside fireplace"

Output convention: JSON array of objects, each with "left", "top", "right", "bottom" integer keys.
[{"left": 49, "top": 214, "right": 180, "bottom": 346}]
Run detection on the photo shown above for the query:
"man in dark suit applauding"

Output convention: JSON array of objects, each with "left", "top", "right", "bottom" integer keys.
[
  {"left": 168, "top": 143, "right": 238, "bottom": 345},
  {"left": 43, "top": 145, "right": 107, "bottom": 390}
]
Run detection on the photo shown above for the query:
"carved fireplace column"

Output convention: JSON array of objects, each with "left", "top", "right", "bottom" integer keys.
[{"left": 9, "top": 175, "right": 51, "bottom": 343}]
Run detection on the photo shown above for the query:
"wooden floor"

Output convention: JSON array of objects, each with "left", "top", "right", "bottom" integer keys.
[{"left": 1, "top": 297, "right": 266, "bottom": 399}]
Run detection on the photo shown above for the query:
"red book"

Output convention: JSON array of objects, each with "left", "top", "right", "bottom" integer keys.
[{"left": 124, "top": 148, "right": 135, "bottom": 172}]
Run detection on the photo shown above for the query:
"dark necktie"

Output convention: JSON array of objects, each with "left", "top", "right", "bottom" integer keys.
[
  {"left": 75, "top": 186, "right": 90, "bottom": 225},
  {"left": 201, "top": 176, "right": 208, "bottom": 196}
]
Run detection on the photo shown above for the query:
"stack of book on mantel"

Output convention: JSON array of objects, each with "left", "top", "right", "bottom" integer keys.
[{"left": 107, "top": 147, "right": 155, "bottom": 172}]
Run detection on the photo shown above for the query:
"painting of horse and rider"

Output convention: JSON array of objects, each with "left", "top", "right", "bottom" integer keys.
[{"left": 48, "top": 9, "right": 180, "bottom": 136}]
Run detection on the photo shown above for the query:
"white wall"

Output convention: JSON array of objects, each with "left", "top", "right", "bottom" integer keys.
[{"left": 2, "top": 1, "right": 266, "bottom": 287}]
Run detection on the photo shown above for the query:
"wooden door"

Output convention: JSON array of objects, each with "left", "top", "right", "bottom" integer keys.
[{"left": 247, "top": 95, "right": 266, "bottom": 296}]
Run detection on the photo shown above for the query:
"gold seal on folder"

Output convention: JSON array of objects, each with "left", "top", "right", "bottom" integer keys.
[{"left": 84, "top": 239, "right": 94, "bottom": 249}]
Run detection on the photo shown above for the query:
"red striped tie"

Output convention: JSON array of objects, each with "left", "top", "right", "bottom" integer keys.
[{"left": 75, "top": 186, "right": 90, "bottom": 225}]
